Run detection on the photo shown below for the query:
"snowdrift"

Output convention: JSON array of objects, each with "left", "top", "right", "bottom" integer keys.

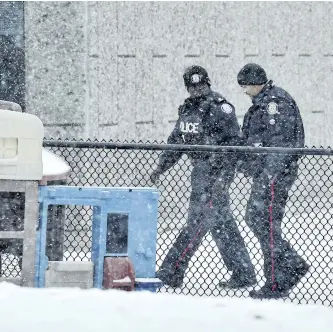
[{"left": 0, "top": 283, "right": 331, "bottom": 332}]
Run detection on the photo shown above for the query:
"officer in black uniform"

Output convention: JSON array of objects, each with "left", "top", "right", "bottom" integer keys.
[
  {"left": 150, "top": 65, "right": 256, "bottom": 289},
  {"left": 236, "top": 63, "right": 310, "bottom": 299}
]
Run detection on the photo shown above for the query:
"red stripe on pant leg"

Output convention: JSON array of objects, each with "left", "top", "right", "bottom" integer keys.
[
  {"left": 175, "top": 222, "right": 204, "bottom": 268},
  {"left": 269, "top": 180, "right": 277, "bottom": 290},
  {"left": 174, "top": 201, "right": 213, "bottom": 269}
]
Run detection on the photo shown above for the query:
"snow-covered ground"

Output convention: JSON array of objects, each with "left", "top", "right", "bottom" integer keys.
[{"left": 0, "top": 282, "right": 332, "bottom": 332}]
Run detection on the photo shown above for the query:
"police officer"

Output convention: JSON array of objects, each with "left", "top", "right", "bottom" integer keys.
[
  {"left": 150, "top": 65, "right": 256, "bottom": 289},
  {"left": 236, "top": 63, "right": 310, "bottom": 299}
]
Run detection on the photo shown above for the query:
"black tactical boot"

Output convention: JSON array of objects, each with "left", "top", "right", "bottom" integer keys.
[
  {"left": 249, "top": 283, "right": 289, "bottom": 299},
  {"left": 219, "top": 271, "right": 257, "bottom": 289},
  {"left": 156, "top": 269, "right": 184, "bottom": 288},
  {"left": 280, "top": 261, "right": 310, "bottom": 293}
]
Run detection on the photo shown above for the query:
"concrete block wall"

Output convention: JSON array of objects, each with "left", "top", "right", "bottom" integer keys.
[{"left": 25, "top": 1, "right": 333, "bottom": 147}]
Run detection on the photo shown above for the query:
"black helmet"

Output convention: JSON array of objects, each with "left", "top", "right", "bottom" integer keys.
[
  {"left": 183, "top": 65, "right": 211, "bottom": 88},
  {"left": 237, "top": 63, "right": 268, "bottom": 86}
]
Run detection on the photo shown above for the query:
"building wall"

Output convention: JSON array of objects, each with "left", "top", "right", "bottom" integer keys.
[{"left": 25, "top": 1, "right": 333, "bottom": 147}]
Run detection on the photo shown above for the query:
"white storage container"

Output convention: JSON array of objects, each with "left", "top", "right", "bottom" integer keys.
[{"left": 0, "top": 109, "right": 44, "bottom": 180}]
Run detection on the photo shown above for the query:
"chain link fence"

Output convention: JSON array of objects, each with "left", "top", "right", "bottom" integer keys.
[
  {"left": 40, "top": 139, "right": 333, "bottom": 306},
  {"left": 1, "top": 139, "right": 332, "bottom": 306}
]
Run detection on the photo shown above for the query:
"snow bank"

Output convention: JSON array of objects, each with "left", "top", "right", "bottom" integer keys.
[{"left": 0, "top": 283, "right": 331, "bottom": 332}]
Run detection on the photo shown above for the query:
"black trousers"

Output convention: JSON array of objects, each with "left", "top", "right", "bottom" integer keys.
[
  {"left": 159, "top": 161, "right": 254, "bottom": 280},
  {"left": 245, "top": 166, "right": 307, "bottom": 289}
]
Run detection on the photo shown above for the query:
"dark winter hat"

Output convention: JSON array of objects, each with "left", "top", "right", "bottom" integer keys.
[
  {"left": 237, "top": 63, "right": 268, "bottom": 86},
  {"left": 183, "top": 65, "right": 211, "bottom": 88}
]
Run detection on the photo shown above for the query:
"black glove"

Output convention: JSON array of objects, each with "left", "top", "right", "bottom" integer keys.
[
  {"left": 236, "top": 159, "right": 251, "bottom": 177},
  {"left": 150, "top": 168, "right": 162, "bottom": 185}
]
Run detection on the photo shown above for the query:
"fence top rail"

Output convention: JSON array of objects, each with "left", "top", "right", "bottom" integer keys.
[{"left": 43, "top": 140, "right": 333, "bottom": 156}]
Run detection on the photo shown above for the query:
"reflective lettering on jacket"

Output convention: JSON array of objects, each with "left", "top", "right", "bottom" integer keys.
[{"left": 179, "top": 121, "right": 199, "bottom": 134}]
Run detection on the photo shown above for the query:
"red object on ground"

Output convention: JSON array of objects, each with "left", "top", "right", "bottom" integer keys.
[{"left": 103, "top": 257, "right": 135, "bottom": 291}]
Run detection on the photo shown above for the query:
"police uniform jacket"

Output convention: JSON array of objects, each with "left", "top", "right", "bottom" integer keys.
[
  {"left": 241, "top": 80, "right": 305, "bottom": 177},
  {"left": 157, "top": 90, "right": 241, "bottom": 173}
]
